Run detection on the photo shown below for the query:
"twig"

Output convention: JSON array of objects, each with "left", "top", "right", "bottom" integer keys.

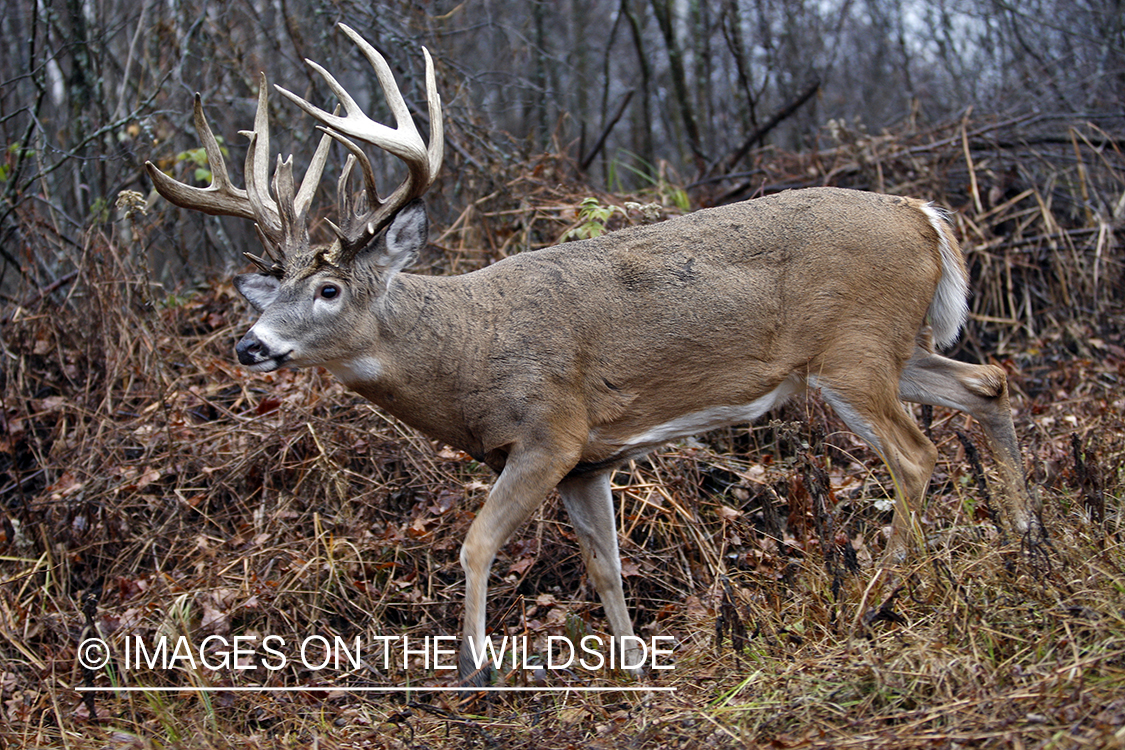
[
  {"left": 711, "top": 78, "right": 821, "bottom": 178},
  {"left": 579, "top": 88, "right": 635, "bottom": 172},
  {"left": 1, "top": 270, "right": 78, "bottom": 324}
]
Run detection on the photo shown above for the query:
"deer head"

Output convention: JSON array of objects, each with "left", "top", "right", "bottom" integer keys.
[{"left": 145, "top": 23, "right": 442, "bottom": 373}]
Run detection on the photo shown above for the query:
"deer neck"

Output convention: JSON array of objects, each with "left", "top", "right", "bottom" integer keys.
[{"left": 327, "top": 273, "right": 480, "bottom": 452}]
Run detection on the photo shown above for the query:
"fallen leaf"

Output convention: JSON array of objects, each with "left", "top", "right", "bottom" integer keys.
[
  {"left": 716, "top": 505, "right": 742, "bottom": 521},
  {"left": 508, "top": 556, "right": 535, "bottom": 575},
  {"left": 135, "top": 468, "right": 161, "bottom": 490}
]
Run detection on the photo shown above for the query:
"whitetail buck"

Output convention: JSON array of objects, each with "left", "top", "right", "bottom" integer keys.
[{"left": 146, "top": 23, "right": 1040, "bottom": 684}]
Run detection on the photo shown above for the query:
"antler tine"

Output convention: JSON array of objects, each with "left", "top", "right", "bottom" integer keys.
[
  {"left": 295, "top": 108, "right": 338, "bottom": 223},
  {"left": 245, "top": 223, "right": 285, "bottom": 277},
  {"left": 273, "top": 22, "right": 443, "bottom": 261},
  {"left": 322, "top": 154, "right": 362, "bottom": 246},
  {"left": 318, "top": 127, "right": 380, "bottom": 209},
  {"left": 274, "top": 155, "right": 300, "bottom": 241},
  {"left": 241, "top": 131, "right": 280, "bottom": 248},
  {"left": 144, "top": 94, "right": 257, "bottom": 222},
  {"left": 421, "top": 46, "right": 444, "bottom": 191},
  {"left": 240, "top": 74, "right": 283, "bottom": 248},
  {"left": 363, "top": 45, "right": 444, "bottom": 226}
]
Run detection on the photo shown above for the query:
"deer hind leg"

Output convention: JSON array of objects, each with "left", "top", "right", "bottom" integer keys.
[
  {"left": 557, "top": 469, "right": 642, "bottom": 675},
  {"left": 810, "top": 373, "right": 939, "bottom": 563},
  {"left": 898, "top": 344, "right": 1040, "bottom": 541},
  {"left": 458, "top": 442, "right": 578, "bottom": 686}
]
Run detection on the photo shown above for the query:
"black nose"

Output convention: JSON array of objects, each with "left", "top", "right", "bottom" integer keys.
[{"left": 236, "top": 333, "right": 267, "bottom": 365}]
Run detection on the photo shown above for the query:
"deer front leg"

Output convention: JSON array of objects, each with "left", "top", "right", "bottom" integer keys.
[{"left": 457, "top": 442, "right": 578, "bottom": 686}]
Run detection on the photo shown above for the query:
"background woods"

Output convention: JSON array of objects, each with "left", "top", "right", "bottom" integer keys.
[
  {"left": 2, "top": 1, "right": 1124, "bottom": 748},
  {"left": 3, "top": 0, "right": 1123, "bottom": 286}
]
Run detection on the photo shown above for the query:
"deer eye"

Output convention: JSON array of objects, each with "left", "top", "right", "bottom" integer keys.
[{"left": 318, "top": 284, "right": 340, "bottom": 300}]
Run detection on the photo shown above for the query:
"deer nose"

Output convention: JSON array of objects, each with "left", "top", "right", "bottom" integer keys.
[{"left": 236, "top": 333, "right": 267, "bottom": 365}]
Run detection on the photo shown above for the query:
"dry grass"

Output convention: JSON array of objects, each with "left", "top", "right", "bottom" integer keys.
[{"left": 2, "top": 118, "right": 1124, "bottom": 749}]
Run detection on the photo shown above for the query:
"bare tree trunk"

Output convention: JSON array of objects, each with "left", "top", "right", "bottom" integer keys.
[
  {"left": 593, "top": 3, "right": 625, "bottom": 178},
  {"left": 650, "top": 0, "right": 705, "bottom": 169},
  {"left": 692, "top": 0, "right": 715, "bottom": 168},
  {"left": 722, "top": 0, "right": 760, "bottom": 138},
  {"left": 532, "top": 0, "right": 550, "bottom": 150},
  {"left": 572, "top": 0, "right": 593, "bottom": 154},
  {"left": 623, "top": 0, "right": 655, "bottom": 171}
]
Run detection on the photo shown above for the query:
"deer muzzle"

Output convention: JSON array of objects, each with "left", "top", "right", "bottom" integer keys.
[{"left": 235, "top": 331, "right": 289, "bottom": 371}]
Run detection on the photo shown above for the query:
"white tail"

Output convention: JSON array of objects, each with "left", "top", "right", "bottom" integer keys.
[
  {"left": 920, "top": 202, "right": 970, "bottom": 348},
  {"left": 145, "top": 24, "right": 1040, "bottom": 685}
]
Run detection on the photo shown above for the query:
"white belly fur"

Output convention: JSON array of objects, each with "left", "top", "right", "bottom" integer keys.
[{"left": 621, "top": 375, "right": 803, "bottom": 449}]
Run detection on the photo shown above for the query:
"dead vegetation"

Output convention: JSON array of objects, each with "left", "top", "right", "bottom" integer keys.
[{"left": 2, "top": 116, "right": 1124, "bottom": 749}]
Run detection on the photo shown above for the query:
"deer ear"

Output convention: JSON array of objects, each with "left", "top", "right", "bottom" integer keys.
[
  {"left": 363, "top": 200, "right": 428, "bottom": 284},
  {"left": 385, "top": 200, "right": 429, "bottom": 257},
  {"left": 235, "top": 273, "right": 281, "bottom": 312}
]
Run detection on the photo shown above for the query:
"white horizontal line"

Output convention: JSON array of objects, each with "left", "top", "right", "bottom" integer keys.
[{"left": 76, "top": 685, "right": 676, "bottom": 693}]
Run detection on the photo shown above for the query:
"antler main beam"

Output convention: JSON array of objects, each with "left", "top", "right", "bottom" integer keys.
[{"left": 274, "top": 23, "right": 443, "bottom": 263}]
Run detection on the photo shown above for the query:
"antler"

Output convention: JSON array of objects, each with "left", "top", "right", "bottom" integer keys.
[
  {"left": 145, "top": 25, "right": 441, "bottom": 273},
  {"left": 144, "top": 75, "right": 333, "bottom": 277},
  {"left": 275, "top": 23, "right": 443, "bottom": 265}
]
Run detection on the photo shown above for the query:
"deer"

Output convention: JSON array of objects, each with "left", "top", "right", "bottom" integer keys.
[{"left": 145, "top": 23, "right": 1040, "bottom": 685}]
